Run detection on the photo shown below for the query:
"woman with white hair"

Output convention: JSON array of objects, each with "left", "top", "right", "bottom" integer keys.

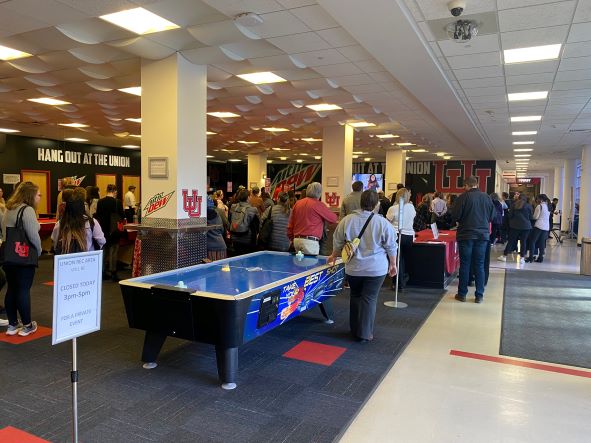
[
  {"left": 287, "top": 182, "right": 337, "bottom": 256},
  {"left": 386, "top": 187, "right": 415, "bottom": 291}
]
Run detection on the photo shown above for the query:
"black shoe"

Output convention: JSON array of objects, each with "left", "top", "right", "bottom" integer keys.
[
  {"left": 535, "top": 256, "right": 544, "bottom": 263},
  {"left": 525, "top": 257, "right": 533, "bottom": 263},
  {"left": 475, "top": 297, "right": 483, "bottom": 304},
  {"left": 455, "top": 294, "right": 466, "bottom": 302}
]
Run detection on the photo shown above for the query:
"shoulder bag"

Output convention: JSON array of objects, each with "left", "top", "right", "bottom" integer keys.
[
  {"left": 0, "top": 206, "right": 39, "bottom": 267},
  {"left": 341, "top": 213, "right": 374, "bottom": 264}
]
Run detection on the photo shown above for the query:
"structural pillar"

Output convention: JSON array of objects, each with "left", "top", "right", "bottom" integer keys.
[
  {"left": 553, "top": 166, "right": 564, "bottom": 226},
  {"left": 578, "top": 145, "right": 591, "bottom": 244},
  {"left": 139, "top": 53, "right": 208, "bottom": 274},
  {"left": 321, "top": 125, "right": 353, "bottom": 209},
  {"left": 247, "top": 153, "right": 267, "bottom": 191},
  {"left": 385, "top": 149, "right": 407, "bottom": 197},
  {"left": 561, "top": 159, "right": 577, "bottom": 232}
]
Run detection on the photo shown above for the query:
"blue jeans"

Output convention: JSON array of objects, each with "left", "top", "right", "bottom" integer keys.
[{"left": 458, "top": 239, "right": 487, "bottom": 299}]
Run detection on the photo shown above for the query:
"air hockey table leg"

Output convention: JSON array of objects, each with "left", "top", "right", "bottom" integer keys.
[
  {"left": 141, "top": 331, "right": 167, "bottom": 369},
  {"left": 215, "top": 346, "right": 238, "bottom": 390},
  {"left": 319, "top": 299, "right": 334, "bottom": 324}
]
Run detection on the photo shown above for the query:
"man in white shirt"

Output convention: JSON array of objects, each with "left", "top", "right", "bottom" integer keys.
[{"left": 124, "top": 185, "right": 137, "bottom": 223}]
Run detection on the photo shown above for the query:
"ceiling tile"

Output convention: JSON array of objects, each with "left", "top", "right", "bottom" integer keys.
[
  {"left": 447, "top": 52, "right": 501, "bottom": 69},
  {"left": 504, "top": 60, "right": 559, "bottom": 76},
  {"left": 573, "top": 0, "right": 591, "bottom": 23},
  {"left": 438, "top": 34, "right": 500, "bottom": 57},
  {"left": 500, "top": 25, "right": 569, "bottom": 51},
  {"left": 268, "top": 31, "right": 331, "bottom": 53},
  {"left": 464, "top": 86, "right": 507, "bottom": 97},
  {"left": 253, "top": 10, "right": 310, "bottom": 38},
  {"left": 2, "top": 0, "right": 87, "bottom": 26},
  {"left": 201, "top": 0, "right": 284, "bottom": 15},
  {"left": 316, "top": 27, "right": 357, "bottom": 47},
  {"left": 498, "top": 2, "right": 576, "bottom": 33},
  {"left": 506, "top": 72, "right": 556, "bottom": 85},
  {"left": 276, "top": 0, "right": 317, "bottom": 7},
  {"left": 414, "top": 0, "right": 496, "bottom": 20},
  {"left": 337, "top": 45, "right": 372, "bottom": 62},
  {"left": 56, "top": 0, "right": 140, "bottom": 16},
  {"left": 555, "top": 69, "right": 591, "bottom": 82},
  {"left": 289, "top": 5, "right": 338, "bottom": 31},
  {"left": 563, "top": 42, "right": 591, "bottom": 59},
  {"left": 559, "top": 55, "right": 591, "bottom": 71},
  {"left": 294, "top": 48, "right": 349, "bottom": 67},
  {"left": 459, "top": 77, "right": 505, "bottom": 89},
  {"left": 453, "top": 65, "right": 504, "bottom": 80},
  {"left": 567, "top": 22, "right": 591, "bottom": 43}
]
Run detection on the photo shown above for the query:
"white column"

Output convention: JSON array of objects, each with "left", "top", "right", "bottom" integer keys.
[
  {"left": 578, "top": 145, "right": 591, "bottom": 243},
  {"left": 385, "top": 149, "right": 406, "bottom": 196},
  {"left": 553, "top": 166, "right": 563, "bottom": 201},
  {"left": 247, "top": 153, "right": 268, "bottom": 190},
  {"left": 561, "top": 159, "right": 577, "bottom": 231},
  {"left": 141, "top": 53, "right": 207, "bottom": 221},
  {"left": 321, "top": 125, "right": 353, "bottom": 208}
]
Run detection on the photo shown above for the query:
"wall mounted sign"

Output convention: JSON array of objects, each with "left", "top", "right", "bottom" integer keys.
[
  {"left": 325, "top": 192, "right": 341, "bottom": 207},
  {"left": 148, "top": 157, "right": 168, "bottom": 178},
  {"left": 38, "top": 148, "right": 130, "bottom": 167},
  {"left": 182, "top": 189, "right": 203, "bottom": 218},
  {"left": 143, "top": 190, "right": 175, "bottom": 217},
  {"left": 3, "top": 173, "right": 20, "bottom": 184}
]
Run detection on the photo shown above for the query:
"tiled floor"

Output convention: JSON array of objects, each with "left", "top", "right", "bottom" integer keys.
[{"left": 340, "top": 239, "right": 591, "bottom": 442}]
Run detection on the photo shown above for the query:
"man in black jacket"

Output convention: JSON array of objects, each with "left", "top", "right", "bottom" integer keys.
[
  {"left": 452, "top": 176, "right": 495, "bottom": 303},
  {"left": 95, "top": 184, "right": 125, "bottom": 281}
]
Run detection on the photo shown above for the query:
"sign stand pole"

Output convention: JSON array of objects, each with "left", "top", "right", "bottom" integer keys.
[
  {"left": 385, "top": 196, "right": 408, "bottom": 309},
  {"left": 72, "top": 337, "right": 79, "bottom": 443}
]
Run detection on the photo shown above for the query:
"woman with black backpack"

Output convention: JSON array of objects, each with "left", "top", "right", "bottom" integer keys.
[
  {"left": 229, "top": 189, "right": 259, "bottom": 256},
  {"left": 259, "top": 191, "right": 291, "bottom": 252}
]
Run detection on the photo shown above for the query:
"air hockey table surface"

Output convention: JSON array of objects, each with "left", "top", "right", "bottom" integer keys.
[{"left": 119, "top": 251, "right": 345, "bottom": 389}]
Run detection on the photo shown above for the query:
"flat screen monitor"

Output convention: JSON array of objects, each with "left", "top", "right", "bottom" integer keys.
[{"left": 352, "top": 173, "right": 383, "bottom": 192}]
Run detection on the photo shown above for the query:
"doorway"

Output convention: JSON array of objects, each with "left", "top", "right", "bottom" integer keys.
[
  {"left": 21, "top": 170, "right": 50, "bottom": 215},
  {"left": 96, "top": 174, "right": 117, "bottom": 200}
]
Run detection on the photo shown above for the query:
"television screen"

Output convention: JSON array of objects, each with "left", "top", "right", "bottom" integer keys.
[{"left": 352, "top": 174, "right": 383, "bottom": 192}]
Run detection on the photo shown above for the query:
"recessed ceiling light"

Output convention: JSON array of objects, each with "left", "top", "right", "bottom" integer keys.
[
  {"left": 0, "top": 45, "right": 32, "bottom": 61},
  {"left": 236, "top": 72, "right": 287, "bottom": 84},
  {"left": 118, "top": 86, "right": 142, "bottom": 96},
  {"left": 511, "top": 116, "right": 542, "bottom": 122},
  {"left": 352, "top": 155, "right": 359, "bottom": 159},
  {"left": 129, "top": 134, "right": 141, "bottom": 138},
  {"left": 206, "top": 131, "right": 217, "bottom": 135},
  {"left": 272, "top": 147, "right": 290, "bottom": 151},
  {"left": 28, "top": 97, "right": 71, "bottom": 106},
  {"left": 122, "top": 145, "right": 140, "bottom": 148},
  {"left": 411, "top": 149, "right": 427, "bottom": 152},
  {"left": 353, "top": 151, "right": 367, "bottom": 155},
  {"left": 237, "top": 140, "right": 258, "bottom": 144},
  {"left": 262, "top": 127, "right": 289, "bottom": 132},
  {"left": 513, "top": 141, "right": 535, "bottom": 145},
  {"left": 221, "top": 149, "right": 239, "bottom": 152},
  {"left": 364, "top": 157, "right": 372, "bottom": 161},
  {"left": 508, "top": 91, "right": 548, "bottom": 101},
  {"left": 512, "top": 131, "right": 537, "bottom": 135},
  {"left": 514, "top": 154, "right": 532, "bottom": 157},
  {"left": 65, "top": 138, "right": 88, "bottom": 142},
  {"left": 376, "top": 134, "right": 399, "bottom": 139},
  {"left": 206, "top": 155, "right": 214, "bottom": 158},
  {"left": 397, "top": 142, "right": 415, "bottom": 146},
  {"left": 0, "top": 128, "right": 20, "bottom": 133},
  {"left": 296, "top": 159, "right": 303, "bottom": 163},
  {"left": 100, "top": 7, "right": 179, "bottom": 35},
  {"left": 207, "top": 112, "right": 240, "bottom": 118},
  {"left": 306, "top": 104, "right": 342, "bottom": 112},
  {"left": 228, "top": 159, "right": 242, "bottom": 162},
  {"left": 302, "top": 138, "right": 322, "bottom": 142},
  {"left": 314, "top": 156, "right": 321, "bottom": 160},
  {"left": 514, "top": 148, "right": 534, "bottom": 152},
  {"left": 279, "top": 156, "right": 288, "bottom": 160},
  {"left": 349, "top": 122, "right": 376, "bottom": 128},
  {"left": 125, "top": 117, "right": 141, "bottom": 123},
  {"left": 443, "top": 155, "right": 452, "bottom": 159},
  {"left": 267, "top": 160, "right": 273, "bottom": 163},
  {"left": 503, "top": 44, "right": 561, "bottom": 64},
  {"left": 299, "top": 153, "right": 309, "bottom": 156},
  {"left": 59, "top": 123, "right": 89, "bottom": 128},
  {"left": 436, "top": 152, "right": 446, "bottom": 157}
]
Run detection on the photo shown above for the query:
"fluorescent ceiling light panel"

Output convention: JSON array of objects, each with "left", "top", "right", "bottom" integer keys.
[
  {"left": 272, "top": 147, "right": 290, "bottom": 151},
  {"left": 376, "top": 134, "right": 399, "bottom": 139},
  {"left": 411, "top": 149, "right": 427, "bottom": 152},
  {"left": 207, "top": 112, "right": 240, "bottom": 118},
  {"left": 296, "top": 159, "right": 303, "bottom": 163},
  {"left": 228, "top": 159, "right": 242, "bottom": 162},
  {"left": 100, "top": 7, "right": 179, "bottom": 35},
  {"left": 352, "top": 155, "right": 359, "bottom": 159},
  {"left": 514, "top": 148, "right": 534, "bottom": 152},
  {"left": 349, "top": 122, "right": 375, "bottom": 128},
  {"left": 443, "top": 156, "right": 452, "bottom": 159},
  {"left": 65, "top": 138, "right": 88, "bottom": 142},
  {"left": 125, "top": 118, "right": 141, "bottom": 123},
  {"left": 397, "top": 142, "right": 415, "bottom": 146},
  {"left": 129, "top": 134, "right": 141, "bottom": 138},
  {"left": 262, "top": 127, "right": 289, "bottom": 132},
  {"left": 306, "top": 104, "right": 342, "bottom": 111},
  {"left": 59, "top": 123, "right": 88, "bottom": 128},
  {"left": 236, "top": 72, "right": 287, "bottom": 84},
  {"left": 0, "top": 128, "right": 20, "bottom": 133},
  {"left": 364, "top": 157, "right": 372, "bottom": 161},
  {"left": 279, "top": 157, "right": 288, "bottom": 160},
  {"left": 511, "top": 116, "right": 542, "bottom": 122},
  {"left": 122, "top": 145, "right": 139, "bottom": 148},
  {"left": 436, "top": 152, "right": 446, "bottom": 157},
  {"left": 237, "top": 140, "right": 258, "bottom": 144},
  {"left": 267, "top": 160, "right": 273, "bottom": 163},
  {"left": 513, "top": 141, "right": 535, "bottom": 145},
  {"left": 353, "top": 151, "right": 367, "bottom": 155},
  {"left": 512, "top": 131, "right": 537, "bottom": 135},
  {"left": 0, "top": 45, "right": 32, "bottom": 61},
  {"left": 514, "top": 154, "right": 532, "bottom": 157},
  {"left": 206, "top": 131, "right": 217, "bottom": 135},
  {"left": 503, "top": 44, "right": 561, "bottom": 64},
  {"left": 301, "top": 138, "right": 322, "bottom": 142},
  {"left": 314, "top": 156, "right": 321, "bottom": 160},
  {"left": 206, "top": 155, "right": 214, "bottom": 158},
  {"left": 28, "top": 97, "right": 71, "bottom": 106},
  {"left": 508, "top": 91, "right": 548, "bottom": 101},
  {"left": 118, "top": 87, "right": 141, "bottom": 96}
]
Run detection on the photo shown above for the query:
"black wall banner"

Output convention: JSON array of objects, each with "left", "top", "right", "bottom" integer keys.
[
  {"left": 0, "top": 135, "right": 140, "bottom": 209},
  {"left": 405, "top": 160, "right": 496, "bottom": 205}
]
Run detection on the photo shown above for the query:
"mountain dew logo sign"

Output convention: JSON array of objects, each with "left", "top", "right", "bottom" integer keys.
[{"left": 143, "top": 190, "right": 175, "bottom": 217}]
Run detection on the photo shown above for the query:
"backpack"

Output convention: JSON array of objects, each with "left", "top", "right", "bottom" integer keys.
[
  {"left": 258, "top": 215, "right": 274, "bottom": 246},
  {"left": 230, "top": 205, "right": 251, "bottom": 234}
]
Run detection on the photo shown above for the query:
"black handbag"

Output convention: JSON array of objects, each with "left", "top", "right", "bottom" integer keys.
[{"left": 0, "top": 206, "right": 39, "bottom": 267}]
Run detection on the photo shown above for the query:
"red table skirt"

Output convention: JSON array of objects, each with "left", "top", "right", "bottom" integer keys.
[
  {"left": 38, "top": 218, "right": 56, "bottom": 237},
  {"left": 414, "top": 229, "right": 459, "bottom": 275}
]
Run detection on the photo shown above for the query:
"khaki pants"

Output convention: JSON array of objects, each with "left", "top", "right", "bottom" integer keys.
[{"left": 293, "top": 238, "right": 319, "bottom": 256}]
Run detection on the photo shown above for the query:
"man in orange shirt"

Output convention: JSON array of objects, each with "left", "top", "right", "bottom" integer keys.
[
  {"left": 288, "top": 182, "right": 338, "bottom": 256},
  {"left": 248, "top": 187, "right": 265, "bottom": 214}
]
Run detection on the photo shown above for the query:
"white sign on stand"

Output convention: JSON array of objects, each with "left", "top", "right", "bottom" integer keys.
[{"left": 52, "top": 250, "right": 103, "bottom": 345}]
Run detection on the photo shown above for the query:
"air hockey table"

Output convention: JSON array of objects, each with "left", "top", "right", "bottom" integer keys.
[{"left": 119, "top": 251, "right": 345, "bottom": 389}]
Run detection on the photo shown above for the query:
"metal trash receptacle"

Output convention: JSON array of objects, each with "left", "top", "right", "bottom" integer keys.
[{"left": 581, "top": 238, "right": 591, "bottom": 276}]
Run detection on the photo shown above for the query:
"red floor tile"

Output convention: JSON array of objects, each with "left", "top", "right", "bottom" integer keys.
[
  {"left": 0, "top": 326, "right": 52, "bottom": 345},
  {"left": 283, "top": 340, "right": 347, "bottom": 366},
  {"left": 0, "top": 426, "right": 49, "bottom": 443}
]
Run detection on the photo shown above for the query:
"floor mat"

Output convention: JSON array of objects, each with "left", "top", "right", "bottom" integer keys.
[
  {"left": 501, "top": 269, "right": 591, "bottom": 369},
  {"left": 0, "top": 255, "right": 444, "bottom": 442}
]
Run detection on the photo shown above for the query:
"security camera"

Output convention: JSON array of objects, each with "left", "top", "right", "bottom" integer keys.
[{"left": 448, "top": 0, "right": 465, "bottom": 17}]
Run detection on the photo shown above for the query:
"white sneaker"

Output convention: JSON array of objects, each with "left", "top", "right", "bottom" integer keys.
[
  {"left": 6, "top": 324, "right": 21, "bottom": 336},
  {"left": 519, "top": 257, "right": 525, "bottom": 264},
  {"left": 0, "top": 318, "right": 8, "bottom": 327},
  {"left": 497, "top": 255, "right": 507, "bottom": 262},
  {"left": 18, "top": 321, "right": 37, "bottom": 337}
]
